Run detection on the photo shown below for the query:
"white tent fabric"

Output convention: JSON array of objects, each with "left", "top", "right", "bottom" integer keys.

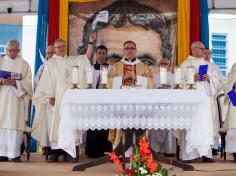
[
  {"left": 0, "top": 0, "right": 236, "bottom": 15},
  {"left": 208, "top": 0, "right": 236, "bottom": 14},
  {"left": 0, "top": 0, "right": 38, "bottom": 14}
]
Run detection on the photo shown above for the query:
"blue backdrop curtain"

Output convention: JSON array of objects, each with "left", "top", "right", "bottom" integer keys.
[
  {"left": 31, "top": 0, "right": 49, "bottom": 152},
  {"left": 200, "top": 0, "right": 209, "bottom": 49},
  {"left": 34, "top": 0, "right": 49, "bottom": 75}
]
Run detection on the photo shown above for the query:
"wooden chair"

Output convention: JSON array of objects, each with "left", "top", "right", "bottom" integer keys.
[
  {"left": 216, "top": 93, "right": 227, "bottom": 160},
  {"left": 25, "top": 100, "right": 51, "bottom": 161},
  {"left": 26, "top": 100, "right": 32, "bottom": 161}
]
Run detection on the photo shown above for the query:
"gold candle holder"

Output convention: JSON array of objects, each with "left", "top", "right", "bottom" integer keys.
[
  {"left": 187, "top": 84, "right": 195, "bottom": 90},
  {"left": 174, "top": 84, "right": 182, "bottom": 89},
  {"left": 72, "top": 83, "right": 80, "bottom": 89},
  {"left": 87, "top": 84, "right": 93, "bottom": 89},
  {"left": 100, "top": 84, "right": 108, "bottom": 89},
  {"left": 159, "top": 84, "right": 169, "bottom": 89}
]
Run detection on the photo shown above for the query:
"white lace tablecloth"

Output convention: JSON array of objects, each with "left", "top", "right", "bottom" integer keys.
[{"left": 58, "top": 89, "right": 212, "bottom": 158}]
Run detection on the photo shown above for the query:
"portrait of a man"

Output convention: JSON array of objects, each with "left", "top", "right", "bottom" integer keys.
[{"left": 69, "top": 0, "right": 177, "bottom": 67}]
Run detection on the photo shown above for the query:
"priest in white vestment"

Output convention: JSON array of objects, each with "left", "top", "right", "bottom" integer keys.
[
  {"left": 31, "top": 33, "right": 96, "bottom": 162},
  {"left": 34, "top": 45, "right": 55, "bottom": 156},
  {"left": 34, "top": 45, "right": 55, "bottom": 87},
  {"left": 0, "top": 40, "right": 32, "bottom": 162},
  {"left": 180, "top": 41, "right": 218, "bottom": 162},
  {"left": 108, "top": 40, "right": 153, "bottom": 152},
  {"left": 151, "top": 58, "right": 176, "bottom": 156},
  {"left": 204, "top": 48, "right": 225, "bottom": 155},
  {"left": 222, "top": 62, "right": 236, "bottom": 161}
]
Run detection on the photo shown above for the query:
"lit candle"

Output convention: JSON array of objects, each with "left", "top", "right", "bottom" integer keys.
[
  {"left": 101, "top": 67, "right": 108, "bottom": 84},
  {"left": 72, "top": 66, "right": 79, "bottom": 84},
  {"left": 174, "top": 67, "right": 182, "bottom": 84},
  {"left": 86, "top": 67, "right": 93, "bottom": 84},
  {"left": 187, "top": 66, "right": 195, "bottom": 84},
  {"left": 160, "top": 66, "right": 167, "bottom": 85}
]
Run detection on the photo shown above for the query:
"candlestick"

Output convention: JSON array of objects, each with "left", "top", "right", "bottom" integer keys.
[
  {"left": 101, "top": 66, "right": 108, "bottom": 84},
  {"left": 187, "top": 66, "right": 195, "bottom": 90},
  {"left": 86, "top": 67, "right": 93, "bottom": 84},
  {"left": 174, "top": 67, "right": 182, "bottom": 84},
  {"left": 160, "top": 66, "right": 167, "bottom": 85},
  {"left": 187, "top": 66, "right": 195, "bottom": 85},
  {"left": 72, "top": 66, "right": 79, "bottom": 89}
]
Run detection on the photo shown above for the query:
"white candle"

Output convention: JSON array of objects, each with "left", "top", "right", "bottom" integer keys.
[
  {"left": 86, "top": 67, "right": 93, "bottom": 84},
  {"left": 72, "top": 66, "right": 79, "bottom": 84},
  {"left": 187, "top": 66, "right": 195, "bottom": 84},
  {"left": 160, "top": 67, "right": 167, "bottom": 85},
  {"left": 174, "top": 67, "right": 182, "bottom": 84},
  {"left": 101, "top": 67, "right": 108, "bottom": 84}
]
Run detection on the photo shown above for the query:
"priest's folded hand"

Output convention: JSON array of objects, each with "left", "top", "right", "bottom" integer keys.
[
  {"left": 2, "top": 78, "right": 16, "bottom": 86},
  {"left": 49, "top": 98, "right": 55, "bottom": 107},
  {"left": 194, "top": 73, "right": 199, "bottom": 82},
  {"left": 202, "top": 74, "right": 210, "bottom": 81},
  {"left": 123, "top": 71, "right": 134, "bottom": 80}
]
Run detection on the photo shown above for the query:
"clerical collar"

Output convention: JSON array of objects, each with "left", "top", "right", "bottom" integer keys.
[
  {"left": 53, "top": 54, "right": 67, "bottom": 60},
  {"left": 124, "top": 58, "right": 136, "bottom": 62},
  {"left": 188, "top": 55, "right": 204, "bottom": 61},
  {"left": 4, "top": 55, "right": 21, "bottom": 62},
  {"left": 121, "top": 57, "right": 140, "bottom": 65},
  {"left": 94, "top": 63, "right": 109, "bottom": 70}
]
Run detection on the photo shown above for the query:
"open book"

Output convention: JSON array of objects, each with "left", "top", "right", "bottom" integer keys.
[{"left": 0, "top": 70, "right": 22, "bottom": 80}]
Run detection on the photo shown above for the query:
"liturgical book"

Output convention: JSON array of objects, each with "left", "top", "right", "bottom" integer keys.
[
  {"left": 0, "top": 70, "right": 22, "bottom": 80},
  {"left": 227, "top": 89, "right": 236, "bottom": 106},
  {"left": 198, "top": 65, "right": 208, "bottom": 81}
]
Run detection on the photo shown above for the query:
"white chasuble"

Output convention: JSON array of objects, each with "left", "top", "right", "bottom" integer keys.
[
  {"left": 0, "top": 55, "right": 32, "bottom": 158},
  {"left": 31, "top": 54, "right": 91, "bottom": 147}
]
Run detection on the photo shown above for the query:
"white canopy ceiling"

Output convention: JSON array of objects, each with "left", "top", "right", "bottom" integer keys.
[
  {"left": 0, "top": 0, "right": 38, "bottom": 14},
  {"left": 208, "top": 0, "right": 236, "bottom": 14},
  {"left": 0, "top": 0, "right": 236, "bottom": 15}
]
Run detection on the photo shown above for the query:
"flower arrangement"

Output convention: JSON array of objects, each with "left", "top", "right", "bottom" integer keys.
[{"left": 107, "top": 137, "right": 169, "bottom": 176}]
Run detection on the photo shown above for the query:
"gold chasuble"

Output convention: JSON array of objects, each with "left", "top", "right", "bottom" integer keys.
[
  {"left": 108, "top": 58, "right": 153, "bottom": 145},
  {"left": 108, "top": 58, "right": 153, "bottom": 89}
]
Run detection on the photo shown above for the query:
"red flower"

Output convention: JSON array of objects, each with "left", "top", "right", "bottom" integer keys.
[
  {"left": 139, "top": 139, "right": 149, "bottom": 150},
  {"left": 107, "top": 137, "right": 166, "bottom": 176},
  {"left": 108, "top": 151, "right": 123, "bottom": 173},
  {"left": 117, "top": 165, "right": 123, "bottom": 173},
  {"left": 125, "top": 168, "right": 135, "bottom": 176},
  {"left": 146, "top": 161, "right": 158, "bottom": 174},
  {"left": 139, "top": 138, "right": 149, "bottom": 157},
  {"left": 113, "top": 158, "right": 122, "bottom": 166},
  {"left": 109, "top": 151, "right": 119, "bottom": 161}
]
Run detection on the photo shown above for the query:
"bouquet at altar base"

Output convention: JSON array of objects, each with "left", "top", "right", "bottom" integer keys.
[{"left": 107, "top": 137, "right": 169, "bottom": 176}]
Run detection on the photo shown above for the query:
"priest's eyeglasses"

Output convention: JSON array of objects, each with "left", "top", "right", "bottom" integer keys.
[
  {"left": 55, "top": 45, "right": 66, "bottom": 48},
  {"left": 194, "top": 47, "right": 205, "bottom": 51},
  {"left": 160, "top": 62, "right": 168, "bottom": 66},
  {"left": 124, "top": 47, "right": 136, "bottom": 51},
  {"left": 6, "top": 49, "right": 19, "bottom": 53}
]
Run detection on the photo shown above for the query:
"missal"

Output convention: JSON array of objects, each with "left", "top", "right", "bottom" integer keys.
[
  {"left": 0, "top": 70, "right": 22, "bottom": 80},
  {"left": 198, "top": 64, "right": 208, "bottom": 81},
  {"left": 227, "top": 89, "right": 236, "bottom": 106}
]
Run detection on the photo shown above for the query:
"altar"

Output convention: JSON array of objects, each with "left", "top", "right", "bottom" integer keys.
[{"left": 58, "top": 89, "right": 212, "bottom": 163}]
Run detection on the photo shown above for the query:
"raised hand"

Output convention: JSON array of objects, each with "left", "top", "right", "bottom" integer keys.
[{"left": 89, "top": 32, "right": 97, "bottom": 43}]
